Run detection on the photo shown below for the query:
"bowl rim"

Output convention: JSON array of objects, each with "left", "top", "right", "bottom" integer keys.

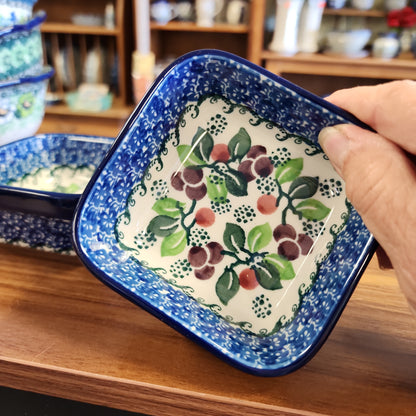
[
  {"left": 72, "top": 49, "right": 377, "bottom": 376},
  {"left": 0, "top": 133, "right": 114, "bottom": 219},
  {"left": 0, "top": 65, "right": 54, "bottom": 88},
  {"left": 0, "top": 10, "right": 46, "bottom": 38}
]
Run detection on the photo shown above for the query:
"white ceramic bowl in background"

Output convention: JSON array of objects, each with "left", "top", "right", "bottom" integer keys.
[
  {"left": 325, "top": 29, "right": 372, "bottom": 56},
  {"left": 384, "top": 0, "right": 407, "bottom": 11},
  {"left": 0, "top": 66, "right": 54, "bottom": 147},
  {"left": 351, "top": 0, "right": 375, "bottom": 10}
]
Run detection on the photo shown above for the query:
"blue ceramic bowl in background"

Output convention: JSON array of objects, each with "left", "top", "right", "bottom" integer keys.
[
  {"left": 0, "top": 133, "right": 113, "bottom": 253},
  {"left": 0, "top": 65, "right": 54, "bottom": 146},
  {"left": 0, "top": 0, "right": 38, "bottom": 26},
  {"left": 0, "top": 11, "right": 46, "bottom": 80}
]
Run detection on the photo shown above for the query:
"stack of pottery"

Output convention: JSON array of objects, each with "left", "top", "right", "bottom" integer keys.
[{"left": 0, "top": 0, "right": 54, "bottom": 146}]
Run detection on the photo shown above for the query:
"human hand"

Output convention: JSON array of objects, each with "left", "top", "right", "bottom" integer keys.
[{"left": 318, "top": 80, "right": 416, "bottom": 315}]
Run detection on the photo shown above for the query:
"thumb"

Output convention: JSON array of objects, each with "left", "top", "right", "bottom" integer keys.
[{"left": 319, "top": 124, "right": 416, "bottom": 312}]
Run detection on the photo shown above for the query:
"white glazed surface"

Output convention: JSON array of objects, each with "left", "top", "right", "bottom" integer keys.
[{"left": 8, "top": 165, "right": 96, "bottom": 193}]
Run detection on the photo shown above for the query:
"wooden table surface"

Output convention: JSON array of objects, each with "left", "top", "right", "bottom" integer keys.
[{"left": 0, "top": 244, "right": 415, "bottom": 416}]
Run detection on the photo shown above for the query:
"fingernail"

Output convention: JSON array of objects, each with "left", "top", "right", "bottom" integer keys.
[{"left": 318, "top": 126, "right": 350, "bottom": 175}]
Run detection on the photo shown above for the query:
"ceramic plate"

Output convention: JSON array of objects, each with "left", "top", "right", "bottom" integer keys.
[{"left": 73, "top": 50, "right": 376, "bottom": 376}]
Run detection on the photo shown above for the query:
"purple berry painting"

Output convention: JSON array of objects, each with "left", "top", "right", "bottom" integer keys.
[{"left": 115, "top": 95, "right": 349, "bottom": 336}]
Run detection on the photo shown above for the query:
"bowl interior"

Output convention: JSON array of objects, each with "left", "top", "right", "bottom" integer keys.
[
  {"left": 74, "top": 50, "right": 375, "bottom": 375},
  {"left": 0, "top": 134, "right": 113, "bottom": 194}
]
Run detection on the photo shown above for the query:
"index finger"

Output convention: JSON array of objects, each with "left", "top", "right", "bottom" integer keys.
[{"left": 326, "top": 80, "right": 416, "bottom": 154}]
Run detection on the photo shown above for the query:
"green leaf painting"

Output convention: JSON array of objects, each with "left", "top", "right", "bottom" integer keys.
[
  {"left": 216, "top": 268, "right": 239, "bottom": 305},
  {"left": 147, "top": 215, "right": 179, "bottom": 237},
  {"left": 223, "top": 223, "right": 246, "bottom": 252},
  {"left": 255, "top": 261, "right": 282, "bottom": 290},
  {"left": 191, "top": 127, "right": 214, "bottom": 162},
  {"left": 152, "top": 198, "right": 185, "bottom": 218},
  {"left": 264, "top": 254, "right": 296, "bottom": 281},
  {"left": 247, "top": 224, "right": 272, "bottom": 252},
  {"left": 177, "top": 144, "right": 205, "bottom": 167},
  {"left": 228, "top": 127, "right": 251, "bottom": 160},
  {"left": 224, "top": 168, "right": 248, "bottom": 196},
  {"left": 275, "top": 158, "right": 303, "bottom": 184},
  {"left": 161, "top": 229, "right": 187, "bottom": 257},
  {"left": 206, "top": 174, "right": 228, "bottom": 203},
  {"left": 295, "top": 199, "right": 331, "bottom": 221},
  {"left": 288, "top": 176, "right": 319, "bottom": 200}
]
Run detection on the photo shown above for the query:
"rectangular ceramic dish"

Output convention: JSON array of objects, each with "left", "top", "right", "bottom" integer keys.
[
  {"left": 0, "top": 133, "right": 113, "bottom": 253},
  {"left": 73, "top": 50, "right": 376, "bottom": 375}
]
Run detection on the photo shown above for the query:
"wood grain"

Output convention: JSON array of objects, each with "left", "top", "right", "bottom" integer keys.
[{"left": 0, "top": 244, "right": 415, "bottom": 415}]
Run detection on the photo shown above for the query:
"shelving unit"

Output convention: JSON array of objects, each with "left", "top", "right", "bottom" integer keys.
[
  {"left": 149, "top": 0, "right": 265, "bottom": 65},
  {"left": 34, "top": 0, "right": 134, "bottom": 111},
  {"left": 34, "top": 0, "right": 416, "bottom": 125},
  {"left": 260, "top": 3, "right": 416, "bottom": 93}
]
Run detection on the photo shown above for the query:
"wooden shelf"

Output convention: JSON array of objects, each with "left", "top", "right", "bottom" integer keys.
[
  {"left": 150, "top": 21, "right": 250, "bottom": 34},
  {"left": 262, "top": 51, "right": 416, "bottom": 80},
  {"left": 36, "top": 0, "right": 134, "bottom": 107},
  {"left": 45, "top": 99, "right": 134, "bottom": 120},
  {"left": 323, "top": 7, "right": 387, "bottom": 18},
  {"left": 42, "top": 22, "right": 120, "bottom": 36},
  {"left": 147, "top": 0, "right": 265, "bottom": 64}
]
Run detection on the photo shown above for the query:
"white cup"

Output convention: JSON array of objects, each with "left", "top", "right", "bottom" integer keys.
[
  {"left": 195, "top": 0, "right": 224, "bottom": 27},
  {"left": 226, "top": 0, "right": 249, "bottom": 25},
  {"left": 151, "top": 0, "right": 178, "bottom": 25}
]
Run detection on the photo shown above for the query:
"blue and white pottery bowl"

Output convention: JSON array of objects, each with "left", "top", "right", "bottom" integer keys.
[
  {"left": 0, "top": 133, "right": 114, "bottom": 253},
  {"left": 0, "top": 65, "right": 54, "bottom": 147},
  {"left": 73, "top": 50, "right": 376, "bottom": 376},
  {"left": 0, "top": 0, "right": 38, "bottom": 26},
  {"left": 0, "top": 11, "right": 45, "bottom": 80}
]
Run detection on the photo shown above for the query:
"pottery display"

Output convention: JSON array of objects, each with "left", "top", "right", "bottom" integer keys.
[
  {"left": 150, "top": 0, "right": 178, "bottom": 24},
  {"left": 0, "top": 133, "right": 113, "bottom": 253},
  {"left": 297, "top": 0, "right": 326, "bottom": 53},
  {"left": 176, "top": 0, "right": 194, "bottom": 21},
  {"left": 73, "top": 50, "right": 376, "bottom": 376},
  {"left": 325, "top": 29, "right": 372, "bottom": 57},
  {"left": 269, "top": 0, "right": 305, "bottom": 56},
  {"left": 351, "top": 0, "right": 375, "bottom": 10},
  {"left": 372, "top": 32, "right": 400, "bottom": 58},
  {"left": 0, "top": 66, "right": 54, "bottom": 146},
  {"left": 384, "top": 0, "right": 407, "bottom": 11},
  {"left": 195, "top": 0, "right": 224, "bottom": 27},
  {"left": 0, "top": 0, "right": 38, "bottom": 26},
  {"left": 225, "top": 0, "right": 249, "bottom": 25},
  {"left": 0, "top": 11, "right": 45, "bottom": 81},
  {"left": 326, "top": 0, "right": 346, "bottom": 8}
]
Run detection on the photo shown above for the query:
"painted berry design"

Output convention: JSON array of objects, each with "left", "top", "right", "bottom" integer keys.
[
  {"left": 143, "top": 124, "right": 332, "bottom": 305},
  {"left": 115, "top": 94, "right": 349, "bottom": 336},
  {"left": 188, "top": 242, "right": 224, "bottom": 280}
]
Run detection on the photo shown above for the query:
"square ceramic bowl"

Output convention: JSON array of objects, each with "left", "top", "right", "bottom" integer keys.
[
  {"left": 0, "top": 65, "right": 54, "bottom": 146},
  {"left": 0, "top": 133, "right": 113, "bottom": 253},
  {"left": 73, "top": 50, "right": 376, "bottom": 376},
  {"left": 0, "top": 11, "right": 45, "bottom": 80}
]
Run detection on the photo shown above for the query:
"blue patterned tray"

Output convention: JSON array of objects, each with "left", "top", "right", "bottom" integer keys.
[
  {"left": 73, "top": 50, "right": 376, "bottom": 376},
  {"left": 0, "top": 134, "right": 113, "bottom": 253}
]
